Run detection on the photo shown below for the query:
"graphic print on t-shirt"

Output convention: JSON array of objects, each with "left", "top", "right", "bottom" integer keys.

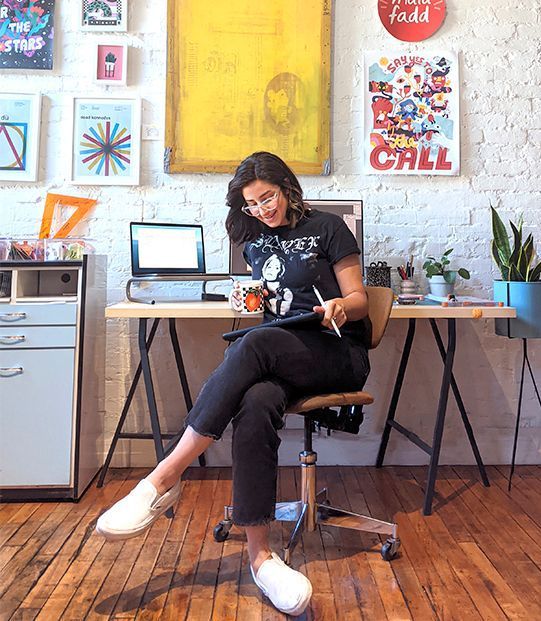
[
  {"left": 260, "top": 254, "right": 293, "bottom": 315},
  {"left": 243, "top": 210, "right": 360, "bottom": 319},
  {"left": 250, "top": 232, "right": 322, "bottom": 316}
]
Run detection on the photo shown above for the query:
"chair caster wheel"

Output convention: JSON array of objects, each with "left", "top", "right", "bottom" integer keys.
[
  {"left": 318, "top": 498, "right": 331, "bottom": 521},
  {"left": 381, "top": 537, "right": 400, "bottom": 561},
  {"left": 213, "top": 520, "right": 232, "bottom": 542}
]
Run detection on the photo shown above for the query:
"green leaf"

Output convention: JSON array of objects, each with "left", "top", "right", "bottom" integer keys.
[
  {"left": 422, "top": 260, "right": 431, "bottom": 269},
  {"left": 443, "top": 248, "right": 453, "bottom": 256},
  {"left": 491, "top": 239, "right": 504, "bottom": 270},
  {"left": 443, "top": 270, "right": 457, "bottom": 284},
  {"left": 458, "top": 268, "right": 470, "bottom": 279},
  {"left": 510, "top": 264, "right": 525, "bottom": 281},
  {"left": 509, "top": 221, "right": 523, "bottom": 269},
  {"left": 501, "top": 265, "right": 510, "bottom": 281},
  {"left": 490, "top": 206, "right": 510, "bottom": 264},
  {"left": 529, "top": 260, "right": 541, "bottom": 282}
]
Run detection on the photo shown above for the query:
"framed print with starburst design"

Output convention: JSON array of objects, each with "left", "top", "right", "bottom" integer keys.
[
  {"left": 0, "top": 93, "right": 42, "bottom": 182},
  {"left": 69, "top": 97, "right": 140, "bottom": 186}
]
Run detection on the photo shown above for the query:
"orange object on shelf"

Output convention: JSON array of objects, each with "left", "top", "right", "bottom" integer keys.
[{"left": 39, "top": 193, "right": 97, "bottom": 239}]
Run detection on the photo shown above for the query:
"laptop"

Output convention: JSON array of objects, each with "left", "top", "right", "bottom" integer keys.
[{"left": 129, "top": 222, "right": 231, "bottom": 301}]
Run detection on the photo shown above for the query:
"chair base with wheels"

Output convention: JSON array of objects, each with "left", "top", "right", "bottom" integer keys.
[
  {"left": 214, "top": 397, "right": 400, "bottom": 563},
  {"left": 213, "top": 287, "right": 400, "bottom": 563}
]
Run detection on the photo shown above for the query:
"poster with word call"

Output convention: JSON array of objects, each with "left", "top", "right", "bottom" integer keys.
[
  {"left": 0, "top": 0, "right": 55, "bottom": 70},
  {"left": 364, "top": 51, "right": 459, "bottom": 176}
]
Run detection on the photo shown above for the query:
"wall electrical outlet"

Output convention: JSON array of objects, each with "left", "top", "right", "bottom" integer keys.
[{"left": 142, "top": 124, "right": 163, "bottom": 141}]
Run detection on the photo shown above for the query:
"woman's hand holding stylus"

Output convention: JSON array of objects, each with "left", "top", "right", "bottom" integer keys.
[{"left": 314, "top": 299, "right": 346, "bottom": 329}]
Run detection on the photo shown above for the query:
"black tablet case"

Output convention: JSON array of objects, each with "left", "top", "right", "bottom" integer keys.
[{"left": 222, "top": 311, "right": 323, "bottom": 342}]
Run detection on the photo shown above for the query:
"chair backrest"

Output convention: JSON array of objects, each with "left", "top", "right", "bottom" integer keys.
[{"left": 365, "top": 286, "right": 393, "bottom": 349}]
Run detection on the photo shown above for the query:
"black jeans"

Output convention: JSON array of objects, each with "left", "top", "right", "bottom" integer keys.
[{"left": 184, "top": 326, "right": 370, "bottom": 526}]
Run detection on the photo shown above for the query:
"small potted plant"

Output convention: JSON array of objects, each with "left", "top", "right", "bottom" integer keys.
[
  {"left": 491, "top": 206, "right": 541, "bottom": 338},
  {"left": 423, "top": 248, "right": 470, "bottom": 298}
]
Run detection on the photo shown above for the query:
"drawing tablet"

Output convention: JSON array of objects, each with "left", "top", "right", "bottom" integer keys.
[{"left": 222, "top": 311, "right": 323, "bottom": 342}]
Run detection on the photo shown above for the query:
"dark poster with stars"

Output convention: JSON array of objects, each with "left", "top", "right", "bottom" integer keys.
[{"left": 0, "top": 0, "right": 55, "bottom": 70}]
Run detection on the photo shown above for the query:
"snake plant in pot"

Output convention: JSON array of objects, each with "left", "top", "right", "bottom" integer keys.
[{"left": 491, "top": 206, "right": 541, "bottom": 338}]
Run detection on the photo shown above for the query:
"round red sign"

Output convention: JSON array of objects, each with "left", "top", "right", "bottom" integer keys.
[{"left": 378, "top": 0, "right": 446, "bottom": 42}]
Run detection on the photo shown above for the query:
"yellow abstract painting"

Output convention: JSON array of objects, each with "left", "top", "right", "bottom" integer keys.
[{"left": 165, "top": 0, "right": 331, "bottom": 174}]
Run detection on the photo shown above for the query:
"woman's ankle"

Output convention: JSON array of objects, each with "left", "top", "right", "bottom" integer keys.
[
  {"left": 250, "top": 548, "right": 273, "bottom": 574},
  {"left": 146, "top": 470, "right": 180, "bottom": 496}
]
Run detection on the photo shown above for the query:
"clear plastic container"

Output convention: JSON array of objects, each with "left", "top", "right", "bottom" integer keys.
[
  {"left": 44, "top": 238, "right": 95, "bottom": 261},
  {"left": 9, "top": 238, "right": 45, "bottom": 261},
  {"left": 0, "top": 238, "right": 10, "bottom": 261}
]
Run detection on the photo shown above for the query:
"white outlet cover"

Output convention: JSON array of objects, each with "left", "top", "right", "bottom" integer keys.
[{"left": 142, "top": 124, "right": 162, "bottom": 141}]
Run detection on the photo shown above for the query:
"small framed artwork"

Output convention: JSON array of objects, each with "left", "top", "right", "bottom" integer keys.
[
  {"left": 69, "top": 97, "right": 141, "bottom": 186},
  {"left": 0, "top": 93, "right": 42, "bottom": 182},
  {"left": 95, "top": 42, "right": 128, "bottom": 85},
  {"left": 80, "top": 0, "right": 127, "bottom": 32}
]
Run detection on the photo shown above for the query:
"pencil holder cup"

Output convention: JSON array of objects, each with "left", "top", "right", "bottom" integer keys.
[
  {"left": 366, "top": 261, "right": 391, "bottom": 288},
  {"left": 400, "top": 279, "right": 417, "bottom": 295}
]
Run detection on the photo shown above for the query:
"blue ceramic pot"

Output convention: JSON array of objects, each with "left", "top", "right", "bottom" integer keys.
[{"left": 493, "top": 280, "right": 541, "bottom": 339}]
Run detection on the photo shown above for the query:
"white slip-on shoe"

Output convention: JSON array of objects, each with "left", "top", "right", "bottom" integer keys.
[
  {"left": 95, "top": 478, "right": 181, "bottom": 541},
  {"left": 250, "top": 552, "right": 313, "bottom": 616}
]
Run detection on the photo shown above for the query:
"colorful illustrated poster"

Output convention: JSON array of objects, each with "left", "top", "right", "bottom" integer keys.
[
  {"left": 0, "top": 93, "right": 41, "bottom": 181},
  {"left": 165, "top": 0, "right": 331, "bottom": 175},
  {"left": 0, "top": 0, "right": 55, "bottom": 70},
  {"left": 81, "top": 0, "right": 126, "bottom": 31},
  {"left": 71, "top": 98, "right": 140, "bottom": 186},
  {"left": 364, "top": 51, "right": 459, "bottom": 176}
]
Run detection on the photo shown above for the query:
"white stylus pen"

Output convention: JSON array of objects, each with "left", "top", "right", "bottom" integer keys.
[{"left": 312, "top": 285, "right": 342, "bottom": 338}]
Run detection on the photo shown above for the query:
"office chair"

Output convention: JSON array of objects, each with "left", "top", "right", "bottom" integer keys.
[{"left": 213, "top": 286, "right": 400, "bottom": 564}]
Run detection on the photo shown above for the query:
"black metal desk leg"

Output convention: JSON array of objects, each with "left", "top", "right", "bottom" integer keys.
[
  {"left": 138, "top": 318, "right": 166, "bottom": 464},
  {"left": 429, "top": 318, "right": 490, "bottom": 488},
  {"left": 168, "top": 318, "right": 206, "bottom": 467},
  {"left": 376, "top": 318, "right": 416, "bottom": 467},
  {"left": 424, "top": 319, "right": 456, "bottom": 515},
  {"left": 98, "top": 317, "right": 161, "bottom": 487}
]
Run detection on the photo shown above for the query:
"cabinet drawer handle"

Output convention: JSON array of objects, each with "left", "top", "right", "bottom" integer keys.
[
  {"left": 0, "top": 335, "right": 26, "bottom": 344},
  {"left": 0, "top": 366, "right": 24, "bottom": 377},
  {"left": 0, "top": 312, "right": 27, "bottom": 322}
]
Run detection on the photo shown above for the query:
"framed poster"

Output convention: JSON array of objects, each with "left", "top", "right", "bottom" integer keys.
[
  {"left": 364, "top": 51, "right": 459, "bottom": 176},
  {"left": 80, "top": 0, "right": 127, "bottom": 32},
  {"left": 165, "top": 0, "right": 332, "bottom": 175},
  {"left": 69, "top": 97, "right": 140, "bottom": 186},
  {"left": 0, "top": 93, "right": 41, "bottom": 182},
  {"left": 0, "top": 0, "right": 55, "bottom": 70},
  {"left": 95, "top": 42, "right": 128, "bottom": 85}
]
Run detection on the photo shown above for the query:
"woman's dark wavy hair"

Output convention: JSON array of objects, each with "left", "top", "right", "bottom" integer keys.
[{"left": 225, "top": 151, "right": 308, "bottom": 244}]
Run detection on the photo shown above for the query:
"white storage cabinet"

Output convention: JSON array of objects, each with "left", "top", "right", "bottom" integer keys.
[{"left": 0, "top": 256, "right": 106, "bottom": 500}]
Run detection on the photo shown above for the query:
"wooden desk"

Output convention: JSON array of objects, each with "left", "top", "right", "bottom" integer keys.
[{"left": 102, "top": 300, "right": 516, "bottom": 514}]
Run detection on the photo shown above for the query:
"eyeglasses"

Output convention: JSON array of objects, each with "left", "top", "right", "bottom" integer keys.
[{"left": 241, "top": 192, "right": 279, "bottom": 216}]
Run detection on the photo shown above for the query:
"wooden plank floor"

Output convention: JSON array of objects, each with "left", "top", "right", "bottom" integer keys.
[{"left": 1, "top": 465, "right": 540, "bottom": 620}]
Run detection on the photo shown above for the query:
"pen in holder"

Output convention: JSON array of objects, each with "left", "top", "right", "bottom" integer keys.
[
  {"left": 397, "top": 258, "right": 417, "bottom": 294},
  {"left": 366, "top": 261, "right": 391, "bottom": 288}
]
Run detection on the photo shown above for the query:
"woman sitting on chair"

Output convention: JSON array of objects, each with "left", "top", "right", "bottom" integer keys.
[{"left": 96, "top": 151, "right": 370, "bottom": 617}]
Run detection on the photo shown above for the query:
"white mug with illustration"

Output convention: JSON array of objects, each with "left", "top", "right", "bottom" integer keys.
[{"left": 229, "top": 279, "right": 265, "bottom": 314}]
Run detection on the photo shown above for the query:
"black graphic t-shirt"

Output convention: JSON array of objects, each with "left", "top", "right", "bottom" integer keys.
[{"left": 243, "top": 209, "right": 367, "bottom": 341}]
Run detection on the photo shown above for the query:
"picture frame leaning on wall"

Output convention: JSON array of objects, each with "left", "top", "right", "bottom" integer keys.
[
  {"left": 69, "top": 96, "right": 141, "bottom": 186},
  {"left": 0, "top": 93, "right": 42, "bottom": 183}
]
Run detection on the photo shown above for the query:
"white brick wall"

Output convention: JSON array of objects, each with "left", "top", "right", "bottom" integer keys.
[{"left": 1, "top": 1, "right": 539, "bottom": 467}]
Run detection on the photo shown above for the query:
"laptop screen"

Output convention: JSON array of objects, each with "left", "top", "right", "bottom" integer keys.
[{"left": 130, "top": 222, "right": 206, "bottom": 276}]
